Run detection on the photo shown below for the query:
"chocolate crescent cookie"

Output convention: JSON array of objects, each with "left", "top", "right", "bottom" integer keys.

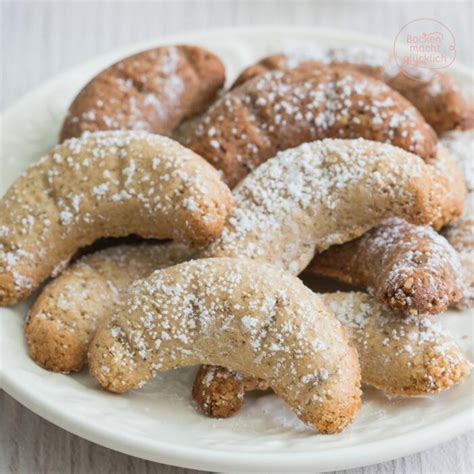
[
  {"left": 232, "top": 47, "right": 473, "bottom": 134},
  {"left": 60, "top": 45, "right": 225, "bottom": 142},
  {"left": 305, "top": 218, "right": 464, "bottom": 315},
  {"left": 178, "top": 67, "right": 437, "bottom": 186}
]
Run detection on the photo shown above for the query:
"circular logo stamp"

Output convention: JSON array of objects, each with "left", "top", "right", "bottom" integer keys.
[{"left": 393, "top": 18, "right": 456, "bottom": 81}]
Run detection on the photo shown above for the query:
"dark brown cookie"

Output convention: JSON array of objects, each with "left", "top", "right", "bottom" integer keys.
[
  {"left": 60, "top": 45, "right": 225, "bottom": 142},
  {"left": 305, "top": 218, "right": 464, "bottom": 315},
  {"left": 193, "top": 365, "right": 268, "bottom": 418},
  {"left": 178, "top": 67, "right": 438, "bottom": 187},
  {"left": 233, "top": 48, "right": 473, "bottom": 134}
]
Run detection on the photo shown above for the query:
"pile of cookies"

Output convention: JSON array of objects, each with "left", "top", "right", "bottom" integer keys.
[{"left": 1, "top": 44, "right": 472, "bottom": 434}]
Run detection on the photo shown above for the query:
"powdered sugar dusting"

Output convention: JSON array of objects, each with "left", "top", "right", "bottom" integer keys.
[
  {"left": 0, "top": 130, "right": 228, "bottom": 299},
  {"left": 184, "top": 64, "right": 435, "bottom": 183},
  {"left": 64, "top": 46, "right": 187, "bottom": 136},
  {"left": 341, "top": 218, "right": 464, "bottom": 314},
  {"left": 440, "top": 129, "right": 474, "bottom": 307},
  {"left": 203, "top": 138, "right": 436, "bottom": 274},
  {"left": 322, "top": 291, "right": 469, "bottom": 393},
  {"left": 194, "top": 289, "right": 469, "bottom": 410},
  {"left": 94, "top": 258, "right": 353, "bottom": 417},
  {"left": 441, "top": 129, "right": 474, "bottom": 192},
  {"left": 268, "top": 45, "right": 452, "bottom": 94},
  {"left": 281, "top": 44, "right": 395, "bottom": 73}
]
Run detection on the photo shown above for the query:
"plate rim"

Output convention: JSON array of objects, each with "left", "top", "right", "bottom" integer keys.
[
  {"left": 2, "top": 373, "right": 474, "bottom": 472},
  {"left": 1, "top": 24, "right": 473, "bottom": 473}
]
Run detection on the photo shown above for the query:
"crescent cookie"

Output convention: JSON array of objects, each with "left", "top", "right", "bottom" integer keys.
[
  {"left": 0, "top": 130, "right": 232, "bottom": 306},
  {"left": 440, "top": 129, "right": 474, "bottom": 308},
  {"left": 193, "top": 292, "right": 470, "bottom": 418},
  {"left": 89, "top": 258, "right": 362, "bottom": 434},
  {"left": 60, "top": 45, "right": 225, "bottom": 142},
  {"left": 431, "top": 144, "right": 466, "bottom": 231},
  {"left": 201, "top": 139, "right": 457, "bottom": 275},
  {"left": 232, "top": 47, "right": 473, "bottom": 134},
  {"left": 26, "top": 242, "right": 194, "bottom": 373},
  {"left": 305, "top": 218, "right": 464, "bottom": 315},
  {"left": 177, "top": 67, "right": 438, "bottom": 186}
]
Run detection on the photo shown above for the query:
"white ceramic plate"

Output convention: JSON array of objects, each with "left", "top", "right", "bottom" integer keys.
[{"left": 1, "top": 26, "right": 473, "bottom": 473}]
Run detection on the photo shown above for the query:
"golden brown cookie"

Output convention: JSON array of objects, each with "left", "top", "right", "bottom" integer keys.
[
  {"left": 192, "top": 292, "right": 470, "bottom": 418},
  {"left": 441, "top": 129, "right": 474, "bottom": 308},
  {"left": 25, "top": 242, "right": 194, "bottom": 373},
  {"left": 60, "top": 45, "right": 225, "bottom": 142},
  {"left": 305, "top": 218, "right": 464, "bottom": 315},
  {"left": 178, "top": 67, "right": 437, "bottom": 187},
  {"left": 0, "top": 130, "right": 232, "bottom": 306},
  {"left": 201, "top": 139, "right": 457, "bottom": 274},
  {"left": 89, "top": 258, "right": 362, "bottom": 434},
  {"left": 232, "top": 47, "right": 473, "bottom": 134}
]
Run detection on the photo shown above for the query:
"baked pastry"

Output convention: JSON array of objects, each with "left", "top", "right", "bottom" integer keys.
[
  {"left": 26, "top": 242, "right": 194, "bottom": 373},
  {"left": 60, "top": 45, "right": 225, "bottom": 142},
  {"left": 89, "top": 258, "right": 362, "bottom": 434},
  {"left": 193, "top": 364, "right": 267, "bottom": 418},
  {"left": 193, "top": 292, "right": 470, "bottom": 418},
  {"left": 178, "top": 67, "right": 438, "bottom": 186},
  {"left": 305, "top": 218, "right": 464, "bottom": 315},
  {"left": 232, "top": 47, "right": 474, "bottom": 134},
  {"left": 431, "top": 144, "right": 466, "bottom": 230},
  {"left": 0, "top": 130, "right": 231, "bottom": 306},
  {"left": 195, "top": 139, "right": 465, "bottom": 410},
  {"left": 441, "top": 129, "right": 474, "bottom": 308},
  {"left": 202, "top": 139, "right": 458, "bottom": 274}
]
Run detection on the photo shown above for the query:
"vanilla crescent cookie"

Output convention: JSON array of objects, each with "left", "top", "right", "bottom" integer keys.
[
  {"left": 0, "top": 130, "right": 232, "bottom": 306},
  {"left": 201, "top": 139, "right": 457, "bottom": 274},
  {"left": 306, "top": 218, "right": 464, "bottom": 315},
  {"left": 431, "top": 144, "right": 466, "bottom": 231},
  {"left": 60, "top": 45, "right": 225, "bottom": 142},
  {"left": 440, "top": 129, "right": 474, "bottom": 308},
  {"left": 89, "top": 258, "right": 362, "bottom": 434},
  {"left": 232, "top": 47, "right": 473, "bottom": 134},
  {"left": 193, "top": 291, "right": 471, "bottom": 418},
  {"left": 177, "top": 67, "right": 438, "bottom": 186},
  {"left": 26, "top": 242, "right": 194, "bottom": 373}
]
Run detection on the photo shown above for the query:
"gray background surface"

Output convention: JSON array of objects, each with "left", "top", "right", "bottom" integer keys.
[{"left": 1, "top": 1, "right": 473, "bottom": 473}]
